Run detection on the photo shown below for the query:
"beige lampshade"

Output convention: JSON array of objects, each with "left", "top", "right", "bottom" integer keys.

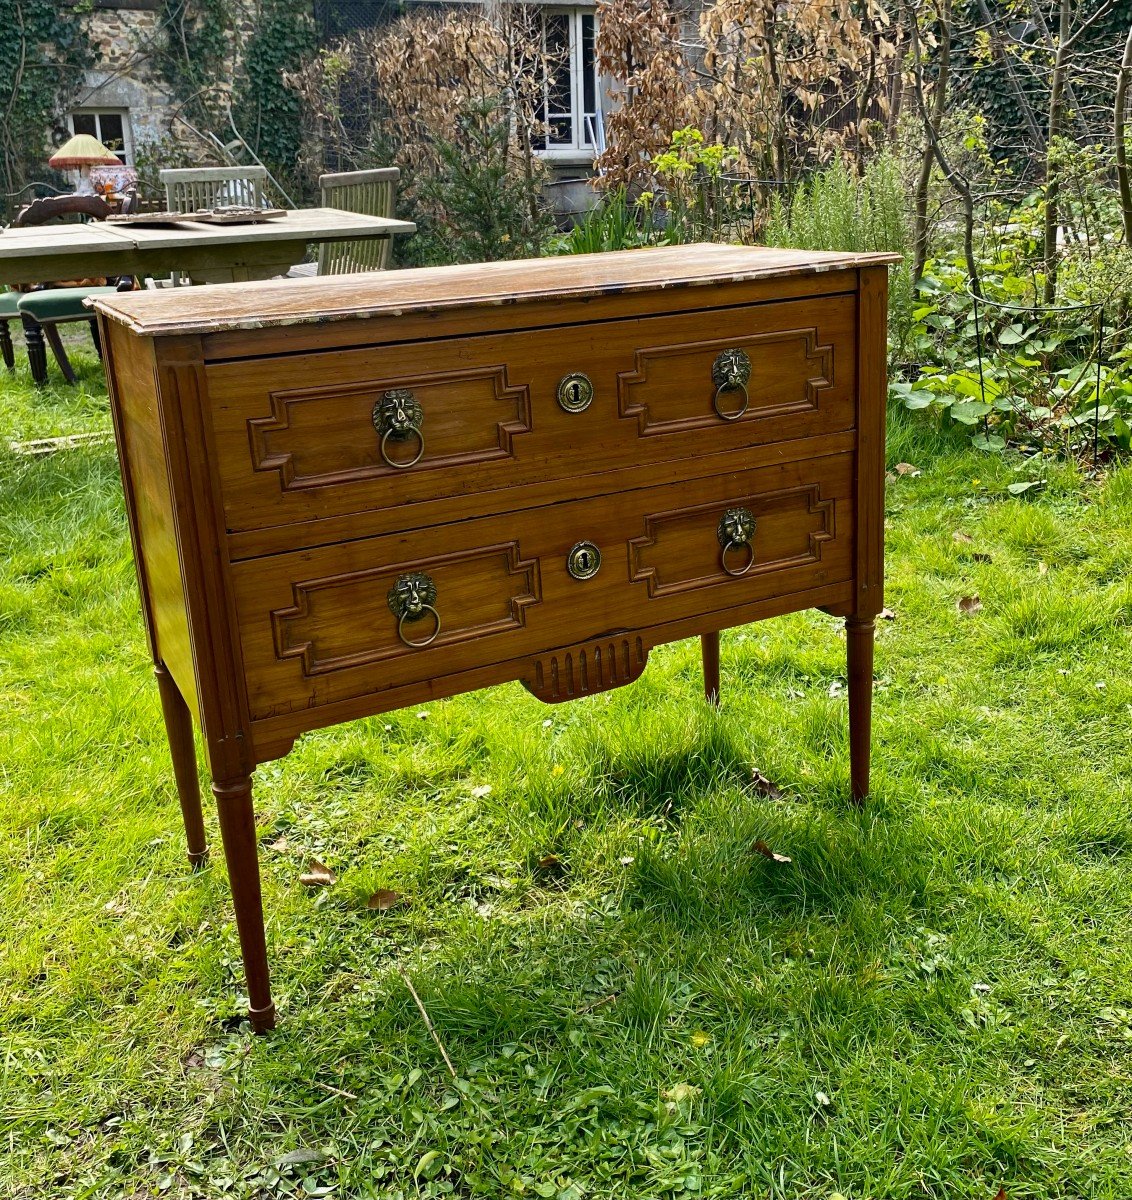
[{"left": 49, "top": 133, "right": 120, "bottom": 170}]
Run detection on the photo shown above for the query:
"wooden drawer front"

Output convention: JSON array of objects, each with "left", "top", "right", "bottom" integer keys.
[
  {"left": 207, "top": 295, "right": 855, "bottom": 537},
  {"left": 233, "top": 454, "right": 853, "bottom": 721}
]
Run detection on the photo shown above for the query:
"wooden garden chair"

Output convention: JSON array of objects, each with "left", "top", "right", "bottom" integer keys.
[
  {"left": 160, "top": 166, "right": 269, "bottom": 213},
  {"left": 288, "top": 168, "right": 400, "bottom": 277}
]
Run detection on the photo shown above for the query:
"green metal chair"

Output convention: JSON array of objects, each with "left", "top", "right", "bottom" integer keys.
[
  {"left": 0, "top": 291, "right": 17, "bottom": 372},
  {"left": 16, "top": 283, "right": 131, "bottom": 385},
  {"left": 7, "top": 192, "right": 132, "bottom": 385},
  {"left": 289, "top": 168, "right": 400, "bottom": 278}
]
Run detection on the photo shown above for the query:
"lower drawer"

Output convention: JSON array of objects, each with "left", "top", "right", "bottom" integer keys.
[{"left": 231, "top": 454, "right": 853, "bottom": 720}]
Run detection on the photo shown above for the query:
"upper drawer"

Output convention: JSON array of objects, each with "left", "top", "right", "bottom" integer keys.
[{"left": 206, "top": 294, "right": 856, "bottom": 535}]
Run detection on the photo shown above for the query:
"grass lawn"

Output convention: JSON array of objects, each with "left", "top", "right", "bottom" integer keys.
[{"left": 2, "top": 336, "right": 1132, "bottom": 1200}]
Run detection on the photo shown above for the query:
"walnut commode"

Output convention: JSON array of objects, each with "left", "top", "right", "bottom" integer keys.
[{"left": 93, "top": 244, "right": 896, "bottom": 1030}]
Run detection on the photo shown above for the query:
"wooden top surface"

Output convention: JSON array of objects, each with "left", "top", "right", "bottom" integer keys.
[
  {"left": 90, "top": 244, "right": 899, "bottom": 337},
  {"left": 0, "top": 208, "right": 414, "bottom": 261}
]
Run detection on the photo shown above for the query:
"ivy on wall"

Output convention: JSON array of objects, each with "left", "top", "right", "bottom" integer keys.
[
  {"left": 0, "top": 0, "right": 90, "bottom": 214},
  {"left": 157, "top": 0, "right": 237, "bottom": 130},
  {"left": 233, "top": 0, "right": 316, "bottom": 193}
]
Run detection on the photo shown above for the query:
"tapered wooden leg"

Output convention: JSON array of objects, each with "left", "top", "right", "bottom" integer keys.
[
  {"left": 42, "top": 324, "right": 76, "bottom": 385},
  {"left": 701, "top": 631, "right": 721, "bottom": 705},
  {"left": 22, "top": 316, "right": 47, "bottom": 387},
  {"left": 154, "top": 663, "right": 208, "bottom": 868},
  {"left": 89, "top": 318, "right": 103, "bottom": 360},
  {"left": 0, "top": 320, "right": 13, "bottom": 371},
  {"left": 846, "top": 616, "right": 875, "bottom": 804},
  {"left": 213, "top": 775, "right": 276, "bottom": 1032}
]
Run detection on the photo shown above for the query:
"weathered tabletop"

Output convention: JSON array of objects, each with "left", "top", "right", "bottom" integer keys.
[{"left": 0, "top": 208, "right": 416, "bottom": 287}]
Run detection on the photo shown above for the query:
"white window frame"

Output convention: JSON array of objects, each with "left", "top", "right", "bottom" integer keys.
[
  {"left": 68, "top": 109, "right": 134, "bottom": 166},
  {"left": 537, "top": 7, "right": 601, "bottom": 161}
]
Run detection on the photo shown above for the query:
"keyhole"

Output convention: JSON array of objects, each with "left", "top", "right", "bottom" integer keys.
[
  {"left": 568, "top": 381, "right": 581, "bottom": 406},
  {"left": 577, "top": 549, "right": 592, "bottom": 571}
]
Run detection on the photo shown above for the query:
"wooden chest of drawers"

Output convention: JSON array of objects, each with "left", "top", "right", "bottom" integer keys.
[{"left": 93, "top": 244, "right": 895, "bottom": 1030}]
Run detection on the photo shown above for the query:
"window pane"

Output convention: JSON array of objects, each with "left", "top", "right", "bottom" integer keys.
[
  {"left": 72, "top": 113, "right": 96, "bottom": 137},
  {"left": 582, "top": 15, "right": 595, "bottom": 115},
  {"left": 99, "top": 113, "right": 125, "bottom": 154},
  {"left": 545, "top": 13, "right": 572, "bottom": 118}
]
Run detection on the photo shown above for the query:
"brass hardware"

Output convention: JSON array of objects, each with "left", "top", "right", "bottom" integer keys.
[
  {"left": 373, "top": 388, "right": 425, "bottom": 469},
  {"left": 566, "top": 540, "right": 602, "bottom": 581},
  {"left": 387, "top": 571, "right": 441, "bottom": 647},
  {"left": 711, "top": 348, "right": 752, "bottom": 422},
  {"left": 557, "top": 371, "right": 594, "bottom": 413},
  {"left": 717, "top": 507, "right": 756, "bottom": 577}
]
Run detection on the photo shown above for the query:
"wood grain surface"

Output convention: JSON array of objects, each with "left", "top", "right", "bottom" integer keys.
[{"left": 91, "top": 243, "right": 899, "bottom": 337}]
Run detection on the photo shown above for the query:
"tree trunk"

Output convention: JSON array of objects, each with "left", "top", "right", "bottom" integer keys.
[
  {"left": 1043, "top": 0, "right": 1070, "bottom": 305},
  {"left": 1116, "top": 22, "right": 1132, "bottom": 246},
  {"left": 910, "top": 1, "right": 951, "bottom": 287}
]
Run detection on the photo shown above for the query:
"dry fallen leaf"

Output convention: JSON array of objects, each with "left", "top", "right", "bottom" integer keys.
[
  {"left": 1038, "top": 560, "right": 1048, "bottom": 575},
  {"left": 470, "top": 784, "right": 492, "bottom": 799},
  {"left": 957, "top": 595, "right": 983, "bottom": 616},
  {"left": 953, "top": 530, "right": 973, "bottom": 544},
  {"left": 267, "top": 835, "right": 289, "bottom": 853},
  {"left": 749, "top": 768, "right": 784, "bottom": 801},
  {"left": 993, "top": 1190, "right": 1007, "bottom": 1200},
  {"left": 893, "top": 462, "right": 921, "bottom": 476},
  {"left": 880, "top": 607, "right": 896, "bottom": 621},
  {"left": 754, "top": 840, "right": 792, "bottom": 864},
  {"left": 299, "top": 860, "right": 335, "bottom": 887},
  {"left": 367, "top": 889, "right": 404, "bottom": 912},
  {"left": 537, "top": 853, "right": 564, "bottom": 872}
]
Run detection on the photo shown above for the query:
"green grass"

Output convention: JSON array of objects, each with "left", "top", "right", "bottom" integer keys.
[{"left": 2, "top": 340, "right": 1132, "bottom": 1199}]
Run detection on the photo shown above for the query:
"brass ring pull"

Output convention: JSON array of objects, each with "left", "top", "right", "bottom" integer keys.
[
  {"left": 388, "top": 571, "right": 440, "bottom": 648},
  {"left": 717, "top": 507, "right": 756, "bottom": 577},
  {"left": 373, "top": 388, "right": 425, "bottom": 470},
  {"left": 379, "top": 425, "right": 425, "bottom": 470},
  {"left": 397, "top": 604, "right": 441, "bottom": 647},
  {"left": 712, "top": 381, "right": 749, "bottom": 422},
  {"left": 711, "top": 348, "right": 752, "bottom": 423},
  {"left": 720, "top": 539, "right": 755, "bottom": 577}
]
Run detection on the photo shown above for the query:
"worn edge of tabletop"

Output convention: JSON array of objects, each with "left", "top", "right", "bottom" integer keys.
[{"left": 90, "top": 244, "right": 902, "bottom": 338}]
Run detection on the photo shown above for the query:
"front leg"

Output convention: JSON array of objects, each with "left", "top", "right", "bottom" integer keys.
[
  {"left": 845, "top": 615, "right": 875, "bottom": 804},
  {"left": 154, "top": 663, "right": 208, "bottom": 868},
  {"left": 213, "top": 775, "right": 276, "bottom": 1032},
  {"left": 700, "top": 631, "right": 721, "bottom": 705}
]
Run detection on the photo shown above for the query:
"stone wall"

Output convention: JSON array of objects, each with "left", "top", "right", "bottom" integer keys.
[{"left": 68, "top": 6, "right": 176, "bottom": 152}]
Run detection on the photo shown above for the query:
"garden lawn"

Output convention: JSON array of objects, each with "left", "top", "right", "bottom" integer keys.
[{"left": 2, "top": 342, "right": 1132, "bottom": 1200}]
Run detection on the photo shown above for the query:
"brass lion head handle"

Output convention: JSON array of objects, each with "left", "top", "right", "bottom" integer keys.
[
  {"left": 717, "top": 507, "right": 756, "bottom": 577},
  {"left": 711, "top": 348, "right": 752, "bottom": 422},
  {"left": 373, "top": 388, "right": 425, "bottom": 469},
  {"left": 387, "top": 571, "right": 441, "bottom": 647}
]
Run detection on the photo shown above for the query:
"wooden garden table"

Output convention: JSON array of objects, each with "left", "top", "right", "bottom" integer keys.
[{"left": 0, "top": 208, "right": 416, "bottom": 287}]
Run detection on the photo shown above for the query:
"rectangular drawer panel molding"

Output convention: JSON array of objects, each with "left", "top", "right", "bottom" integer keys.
[
  {"left": 619, "top": 326, "right": 833, "bottom": 436},
  {"left": 629, "top": 483, "right": 835, "bottom": 598},
  {"left": 272, "top": 543, "right": 541, "bottom": 677},
  {"left": 248, "top": 365, "right": 531, "bottom": 491}
]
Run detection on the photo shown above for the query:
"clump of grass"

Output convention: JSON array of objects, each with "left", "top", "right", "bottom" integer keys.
[{"left": 2, "top": 341, "right": 1132, "bottom": 1197}]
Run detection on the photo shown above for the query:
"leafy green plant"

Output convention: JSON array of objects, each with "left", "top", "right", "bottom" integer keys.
[
  {"left": 413, "top": 97, "right": 554, "bottom": 265},
  {"left": 766, "top": 154, "right": 913, "bottom": 351},
  {"left": 651, "top": 127, "right": 739, "bottom": 244},
  {"left": 232, "top": 0, "right": 316, "bottom": 197},
  {"left": 0, "top": 0, "right": 89, "bottom": 216},
  {"left": 547, "top": 188, "right": 660, "bottom": 255}
]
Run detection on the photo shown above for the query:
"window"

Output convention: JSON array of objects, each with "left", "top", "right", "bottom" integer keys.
[
  {"left": 69, "top": 111, "right": 132, "bottom": 165},
  {"left": 537, "top": 8, "right": 601, "bottom": 156}
]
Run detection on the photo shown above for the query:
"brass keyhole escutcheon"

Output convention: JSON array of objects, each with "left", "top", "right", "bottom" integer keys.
[
  {"left": 557, "top": 371, "right": 594, "bottom": 413},
  {"left": 567, "top": 540, "right": 602, "bottom": 580}
]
